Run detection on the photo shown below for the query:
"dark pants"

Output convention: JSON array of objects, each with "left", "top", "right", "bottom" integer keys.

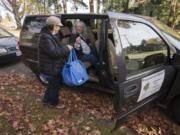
[
  {"left": 43, "top": 76, "right": 61, "bottom": 106},
  {"left": 80, "top": 47, "right": 98, "bottom": 69},
  {"left": 81, "top": 54, "right": 98, "bottom": 69}
]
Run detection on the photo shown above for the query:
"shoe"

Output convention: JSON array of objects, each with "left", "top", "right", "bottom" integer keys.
[
  {"left": 55, "top": 103, "right": 65, "bottom": 109},
  {"left": 43, "top": 101, "right": 65, "bottom": 109},
  {"left": 42, "top": 98, "right": 49, "bottom": 104}
]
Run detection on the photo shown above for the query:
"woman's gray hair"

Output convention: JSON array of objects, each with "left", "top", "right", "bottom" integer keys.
[
  {"left": 73, "top": 21, "right": 88, "bottom": 38},
  {"left": 75, "top": 21, "right": 85, "bottom": 28}
]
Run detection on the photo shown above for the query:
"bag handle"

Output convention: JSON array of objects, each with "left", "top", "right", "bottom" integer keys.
[
  {"left": 67, "top": 49, "right": 73, "bottom": 63},
  {"left": 67, "top": 49, "right": 78, "bottom": 63},
  {"left": 71, "top": 49, "right": 78, "bottom": 61}
]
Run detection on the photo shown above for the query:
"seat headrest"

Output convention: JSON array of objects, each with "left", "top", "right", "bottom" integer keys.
[{"left": 61, "top": 27, "right": 71, "bottom": 37}]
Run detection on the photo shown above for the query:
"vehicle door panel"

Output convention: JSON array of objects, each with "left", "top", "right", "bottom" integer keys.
[
  {"left": 119, "top": 65, "right": 175, "bottom": 114},
  {"left": 107, "top": 12, "right": 176, "bottom": 129},
  {"left": 19, "top": 16, "right": 46, "bottom": 74},
  {"left": 165, "top": 54, "right": 180, "bottom": 103},
  {"left": 19, "top": 27, "right": 39, "bottom": 73},
  {"left": 113, "top": 65, "right": 176, "bottom": 130},
  {"left": 20, "top": 45, "right": 38, "bottom": 73}
]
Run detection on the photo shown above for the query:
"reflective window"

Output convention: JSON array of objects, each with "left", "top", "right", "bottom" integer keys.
[
  {"left": 20, "top": 16, "right": 47, "bottom": 45},
  {"left": 0, "top": 28, "right": 12, "bottom": 37},
  {"left": 117, "top": 21, "right": 167, "bottom": 74}
]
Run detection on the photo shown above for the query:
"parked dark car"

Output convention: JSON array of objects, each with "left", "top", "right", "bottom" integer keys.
[
  {"left": 0, "top": 26, "right": 22, "bottom": 64},
  {"left": 19, "top": 12, "right": 180, "bottom": 129}
]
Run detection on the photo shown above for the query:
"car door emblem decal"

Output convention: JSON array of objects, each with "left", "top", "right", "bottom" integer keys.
[
  {"left": 137, "top": 70, "right": 165, "bottom": 102},
  {"left": 143, "top": 83, "right": 150, "bottom": 91}
]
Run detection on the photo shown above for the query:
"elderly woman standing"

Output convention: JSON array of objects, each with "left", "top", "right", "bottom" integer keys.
[{"left": 39, "top": 16, "right": 72, "bottom": 108}]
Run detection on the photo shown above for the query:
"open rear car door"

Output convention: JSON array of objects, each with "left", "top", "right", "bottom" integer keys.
[{"left": 107, "top": 12, "right": 177, "bottom": 130}]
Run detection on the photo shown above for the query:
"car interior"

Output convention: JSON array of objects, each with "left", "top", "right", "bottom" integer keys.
[
  {"left": 20, "top": 16, "right": 119, "bottom": 89},
  {"left": 124, "top": 49, "right": 166, "bottom": 74},
  {"left": 60, "top": 19, "right": 119, "bottom": 84}
]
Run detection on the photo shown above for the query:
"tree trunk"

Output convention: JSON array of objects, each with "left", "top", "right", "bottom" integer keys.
[
  {"left": 37, "top": 3, "right": 41, "bottom": 14},
  {"left": 10, "top": 8, "right": 21, "bottom": 29},
  {"left": 43, "top": 0, "right": 46, "bottom": 13},
  {"left": 63, "top": 0, "right": 67, "bottom": 13},
  {"left": 122, "top": 0, "right": 130, "bottom": 13},
  {"left": 14, "top": 15, "right": 22, "bottom": 29},
  {"left": 167, "top": 0, "right": 178, "bottom": 29},
  {"left": 108, "top": 0, "right": 113, "bottom": 10},
  {"left": 89, "top": 0, "right": 94, "bottom": 13},
  {"left": 102, "top": 0, "right": 105, "bottom": 6},
  {"left": 12, "top": 2, "right": 22, "bottom": 29},
  {"left": 97, "top": 0, "right": 100, "bottom": 13}
]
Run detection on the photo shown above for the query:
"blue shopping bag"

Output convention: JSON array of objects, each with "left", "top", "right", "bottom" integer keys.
[{"left": 62, "top": 49, "right": 89, "bottom": 86}]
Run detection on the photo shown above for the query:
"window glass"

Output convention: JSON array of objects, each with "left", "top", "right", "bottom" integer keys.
[
  {"left": 0, "top": 28, "right": 12, "bottom": 37},
  {"left": 20, "top": 16, "right": 47, "bottom": 45},
  {"left": 20, "top": 17, "right": 102, "bottom": 46},
  {"left": 117, "top": 21, "right": 167, "bottom": 74}
]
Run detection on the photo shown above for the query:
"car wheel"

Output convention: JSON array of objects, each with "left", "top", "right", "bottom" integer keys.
[
  {"left": 38, "top": 74, "right": 49, "bottom": 85},
  {"left": 169, "top": 96, "right": 180, "bottom": 125}
]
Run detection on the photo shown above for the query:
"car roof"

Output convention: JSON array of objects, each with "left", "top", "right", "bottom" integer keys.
[
  {"left": 107, "top": 11, "right": 153, "bottom": 24},
  {"left": 24, "top": 12, "right": 152, "bottom": 22},
  {"left": 25, "top": 13, "right": 108, "bottom": 19}
]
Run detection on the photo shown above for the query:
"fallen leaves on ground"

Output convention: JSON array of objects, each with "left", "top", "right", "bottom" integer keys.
[
  {"left": 127, "top": 107, "right": 179, "bottom": 135},
  {"left": 0, "top": 71, "right": 179, "bottom": 135},
  {"left": 0, "top": 72, "right": 115, "bottom": 120},
  {"left": 0, "top": 72, "right": 113, "bottom": 134}
]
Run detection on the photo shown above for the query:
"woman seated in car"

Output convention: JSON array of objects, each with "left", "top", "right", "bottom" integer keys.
[{"left": 69, "top": 21, "right": 98, "bottom": 71}]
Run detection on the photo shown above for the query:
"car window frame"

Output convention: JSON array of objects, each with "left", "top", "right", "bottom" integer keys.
[{"left": 115, "top": 20, "right": 171, "bottom": 79}]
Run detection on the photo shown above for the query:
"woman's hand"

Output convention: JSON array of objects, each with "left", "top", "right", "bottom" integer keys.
[
  {"left": 75, "top": 36, "right": 81, "bottom": 44},
  {"left": 67, "top": 45, "right": 73, "bottom": 50},
  {"left": 74, "top": 43, "right": 80, "bottom": 50},
  {"left": 73, "top": 36, "right": 81, "bottom": 50}
]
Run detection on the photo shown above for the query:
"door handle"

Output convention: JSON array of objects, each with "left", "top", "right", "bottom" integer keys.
[{"left": 124, "top": 84, "right": 139, "bottom": 98}]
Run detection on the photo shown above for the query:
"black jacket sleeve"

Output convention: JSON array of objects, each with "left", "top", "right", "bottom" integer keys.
[
  {"left": 69, "top": 34, "right": 79, "bottom": 45},
  {"left": 40, "top": 35, "right": 69, "bottom": 59}
]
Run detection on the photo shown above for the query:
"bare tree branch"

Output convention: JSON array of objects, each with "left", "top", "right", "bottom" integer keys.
[
  {"left": 0, "top": 0, "right": 13, "bottom": 13},
  {"left": 0, "top": 0, "right": 25, "bottom": 29}
]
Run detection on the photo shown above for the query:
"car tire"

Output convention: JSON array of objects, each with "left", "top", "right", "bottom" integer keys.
[
  {"left": 38, "top": 74, "right": 49, "bottom": 85},
  {"left": 169, "top": 96, "right": 180, "bottom": 125}
]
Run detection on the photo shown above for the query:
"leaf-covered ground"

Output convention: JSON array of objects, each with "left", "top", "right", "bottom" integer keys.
[
  {"left": 0, "top": 72, "right": 123, "bottom": 135},
  {"left": 0, "top": 69, "right": 179, "bottom": 135}
]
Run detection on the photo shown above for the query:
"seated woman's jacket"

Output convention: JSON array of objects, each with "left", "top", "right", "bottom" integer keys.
[
  {"left": 69, "top": 33, "right": 92, "bottom": 56},
  {"left": 38, "top": 27, "right": 69, "bottom": 76}
]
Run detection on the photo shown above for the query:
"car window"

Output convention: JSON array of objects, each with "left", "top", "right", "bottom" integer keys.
[
  {"left": 0, "top": 28, "right": 12, "bottom": 37},
  {"left": 20, "top": 16, "right": 47, "bottom": 45},
  {"left": 117, "top": 20, "right": 168, "bottom": 75}
]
